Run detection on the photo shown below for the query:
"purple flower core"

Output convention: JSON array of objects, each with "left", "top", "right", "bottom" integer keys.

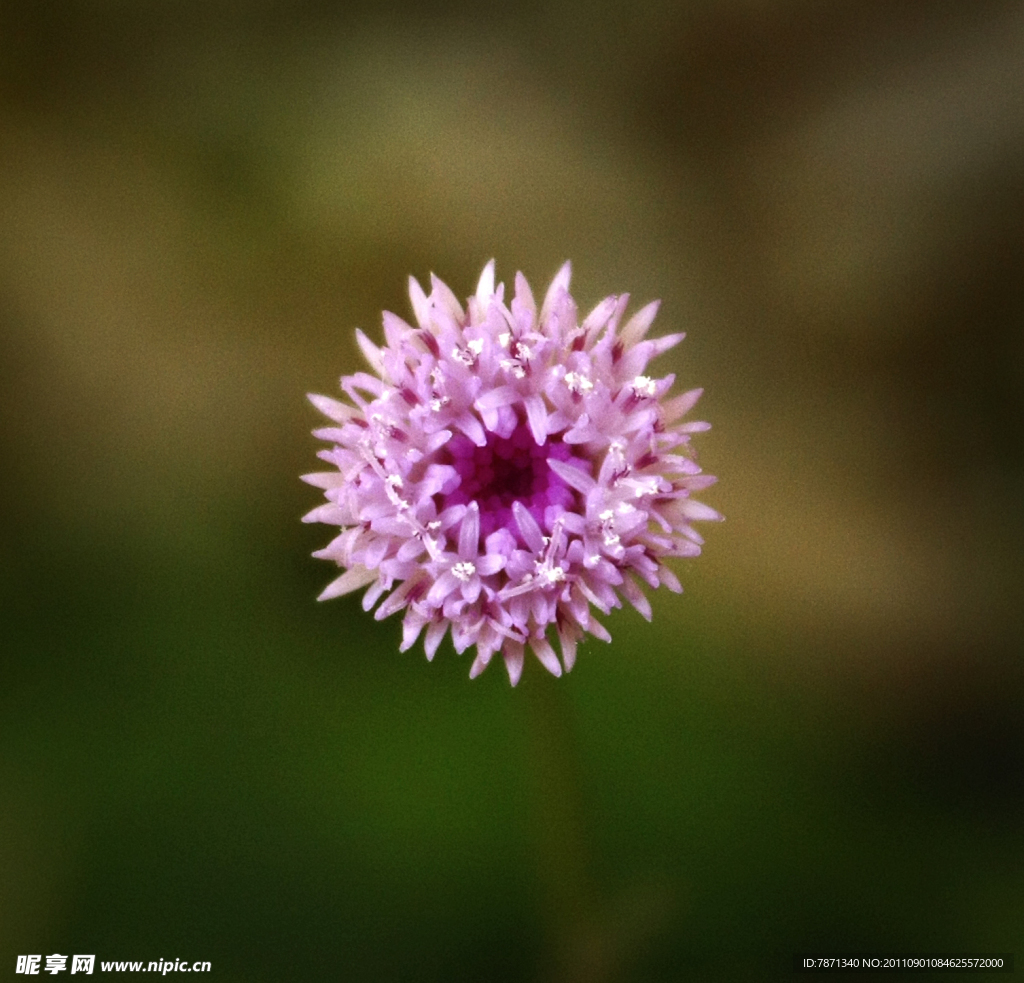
[{"left": 441, "top": 421, "right": 580, "bottom": 541}]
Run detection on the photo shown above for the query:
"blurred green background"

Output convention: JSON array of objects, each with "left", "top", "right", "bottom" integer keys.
[{"left": 2, "top": 0, "right": 1023, "bottom": 979}]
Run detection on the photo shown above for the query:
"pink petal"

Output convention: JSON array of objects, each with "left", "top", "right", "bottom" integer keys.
[
  {"left": 476, "top": 259, "right": 496, "bottom": 307},
  {"left": 317, "top": 566, "right": 378, "bottom": 601},
  {"left": 477, "top": 553, "right": 506, "bottom": 575},
  {"left": 427, "top": 571, "right": 459, "bottom": 606},
  {"left": 382, "top": 310, "right": 414, "bottom": 348},
  {"left": 681, "top": 500, "right": 724, "bottom": 522},
  {"left": 558, "top": 629, "right": 578, "bottom": 672},
  {"left": 408, "top": 275, "right": 430, "bottom": 327},
  {"left": 502, "top": 642, "right": 525, "bottom": 686},
  {"left": 513, "top": 501, "right": 545, "bottom": 552},
  {"left": 619, "top": 575, "right": 652, "bottom": 621},
  {"left": 301, "top": 471, "right": 346, "bottom": 489},
  {"left": 302, "top": 503, "right": 348, "bottom": 525},
  {"left": 619, "top": 299, "right": 660, "bottom": 348},
  {"left": 658, "top": 565, "right": 683, "bottom": 593},
  {"left": 524, "top": 395, "right": 549, "bottom": 445},
  {"left": 424, "top": 620, "right": 448, "bottom": 661},
  {"left": 311, "top": 427, "right": 348, "bottom": 443},
  {"left": 459, "top": 501, "right": 480, "bottom": 557},
  {"left": 457, "top": 412, "right": 487, "bottom": 447},
  {"left": 430, "top": 272, "right": 465, "bottom": 321},
  {"left": 539, "top": 261, "right": 572, "bottom": 326},
  {"left": 470, "top": 648, "right": 495, "bottom": 679},
  {"left": 581, "top": 295, "right": 617, "bottom": 335},
  {"left": 513, "top": 270, "right": 536, "bottom": 320},
  {"left": 307, "top": 393, "right": 359, "bottom": 423},
  {"left": 547, "top": 458, "right": 595, "bottom": 495},
  {"left": 400, "top": 614, "right": 426, "bottom": 652},
  {"left": 355, "top": 329, "right": 385, "bottom": 376},
  {"left": 588, "top": 617, "right": 612, "bottom": 643},
  {"left": 531, "top": 637, "right": 563, "bottom": 677},
  {"left": 475, "top": 386, "right": 520, "bottom": 412}
]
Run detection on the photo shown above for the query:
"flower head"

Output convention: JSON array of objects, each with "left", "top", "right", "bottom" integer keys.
[{"left": 303, "top": 261, "right": 721, "bottom": 684}]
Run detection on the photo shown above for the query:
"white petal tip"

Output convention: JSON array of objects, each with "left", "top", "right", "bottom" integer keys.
[{"left": 476, "top": 259, "right": 496, "bottom": 305}]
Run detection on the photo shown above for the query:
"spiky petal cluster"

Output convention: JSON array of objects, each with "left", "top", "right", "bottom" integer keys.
[{"left": 303, "top": 262, "right": 721, "bottom": 684}]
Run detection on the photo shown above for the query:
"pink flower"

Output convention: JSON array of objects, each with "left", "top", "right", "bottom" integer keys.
[{"left": 303, "top": 262, "right": 721, "bottom": 684}]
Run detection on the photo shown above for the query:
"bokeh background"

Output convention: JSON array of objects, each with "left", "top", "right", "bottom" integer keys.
[{"left": 2, "top": 0, "right": 1023, "bottom": 979}]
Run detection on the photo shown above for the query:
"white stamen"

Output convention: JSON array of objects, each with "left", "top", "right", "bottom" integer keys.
[
  {"left": 498, "top": 517, "right": 567, "bottom": 599},
  {"left": 421, "top": 521, "right": 443, "bottom": 557},
  {"left": 384, "top": 473, "right": 409, "bottom": 510},
  {"left": 564, "top": 371, "right": 593, "bottom": 395},
  {"left": 632, "top": 476, "right": 661, "bottom": 498},
  {"left": 452, "top": 561, "right": 477, "bottom": 582},
  {"left": 370, "top": 412, "right": 395, "bottom": 436},
  {"left": 467, "top": 338, "right": 484, "bottom": 356},
  {"left": 451, "top": 346, "right": 476, "bottom": 366},
  {"left": 599, "top": 509, "right": 620, "bottom": 548},
  {"left": 498, "top": 332, "right": 511, "bottom": 348},
  {"left": 541, "top": 565, "right": 565, "bottom": 584},
  {"left": 606, "top": 439, "right": 630, "bottom": 484},
  {"left": 632, "top": 375, "right": 657, "bottom": 398},
  {"left": 500, "top": 358, "right": 526, "bottom": 379}
]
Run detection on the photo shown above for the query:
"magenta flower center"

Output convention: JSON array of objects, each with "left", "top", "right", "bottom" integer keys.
[{"left": 442, "top": 422, "right": 579, "bottom": 540}]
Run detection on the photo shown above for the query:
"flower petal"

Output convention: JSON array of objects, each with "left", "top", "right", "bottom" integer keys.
[
  {"left": 427, "top": 571, "right": 459, "bottom": 606},
  {"left": 513, "top": 501, "right": 545, "bottom": 553},
  {"left": 308, "top": 393, "right": 359, "bottom": 423},
  {"left": 317, "top": 566, "right": 378, "bottom": 601},
  {"left": 547, "top": 458, "right": 595, "bottom": 495},
  {"left": 476, "top": 259, "right": 496, "bottom": 307},
  {"left": 408, "top": 275, "right": 430, "bottom": 327},
  {"left": 424, "top": 620, "right": 448, "bottom": 661},
  {"left": 558, "top": 628, "right": 578, "bottom": 672},
  {"left": 459, "top": 501, "right": 480, "bottom": 557},
  {"left": 502, "top": 642, "right": 525, "bottom": 686},
  {"left": 355, "top": 329, "right": 385, "bottom": 376},
  {"left": 524, "top": 394, "right": 549, "bottom": 445},
  {"left": 581, "top": 295, "right": 617, "bottom": 335},
  {"left": 475, "top": 385, "right": 520, "bottom": 412},
  {"left": 470, "top": 648, "right": 495, "bottom": 679},
  {"left": 531, "top": 637, "right": 563, "bottom": 677},
  {"left": 539, "top": 261, "right": 572, "bottom": 326},
  {"left": 477, "top": 553, "right": 506, "bottom": 575},
  {"left": 619, "top": 299, "right": 660, "bottom": 348}
]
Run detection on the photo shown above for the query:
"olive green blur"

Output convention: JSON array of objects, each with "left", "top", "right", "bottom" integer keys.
[{"left": 2, "top": 1, "right": 1022, "bottom": 980}]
